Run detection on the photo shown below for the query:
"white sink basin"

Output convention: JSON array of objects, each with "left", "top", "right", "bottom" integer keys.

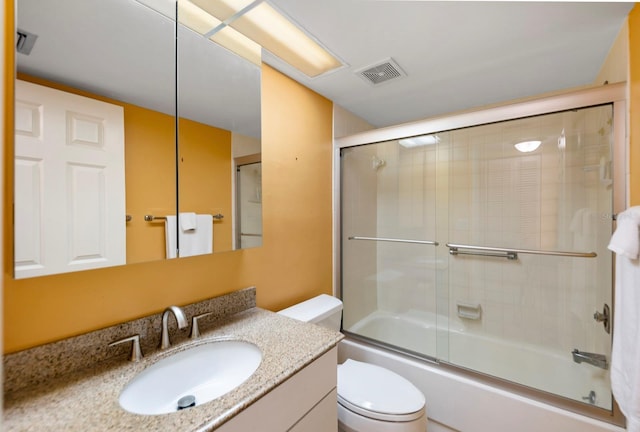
[{"left": 118, "top": 340, "right": 262, "bottom": 415}]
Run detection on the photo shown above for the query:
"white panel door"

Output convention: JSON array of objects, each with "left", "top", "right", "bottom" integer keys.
[{"left": 14, "top": 80, "right": 126, "bottom": 278}]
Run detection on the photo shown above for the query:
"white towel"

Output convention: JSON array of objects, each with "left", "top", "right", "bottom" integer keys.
[
  {"left": 609, "top": 207, "right": 640, "bottom": 259},
  {"left": 608, "top": 206, "right": 640, "bottom": 432},
  {"left": 180, "top": 212, "right": 197, "bottom": 231},
  {"left": 165, "top": 216, "right": 178, "bottom": 259},
  {"left": 178, "top": 214, "right": 213, "bottom": 257},
  {"left": 165, "top": 214, "right": 213, "bottom": 258}
]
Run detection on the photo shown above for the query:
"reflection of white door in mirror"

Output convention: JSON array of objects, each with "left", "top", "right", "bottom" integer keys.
[{"left": 14, "top": 80, "right": 126, "bottom": 278}]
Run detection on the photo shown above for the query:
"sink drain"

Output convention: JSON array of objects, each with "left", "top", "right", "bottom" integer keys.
[{"left": 177, "top": 395, "right": 196, "bottom": 411}]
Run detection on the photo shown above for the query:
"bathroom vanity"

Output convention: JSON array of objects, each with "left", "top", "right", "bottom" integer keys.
[{"left": 3, "top": 288, "right": 343, "bottom": 431}]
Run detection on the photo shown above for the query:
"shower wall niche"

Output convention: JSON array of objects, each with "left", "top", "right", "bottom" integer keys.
[{"left": 340, "top": 102, "right": 619, "bottom": 412}]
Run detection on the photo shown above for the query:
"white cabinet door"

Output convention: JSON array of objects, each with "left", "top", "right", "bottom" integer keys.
[
  {"left": 14, "top": 80, "right": 125, "bottom": 278},
  {"left": 289, "top": 389, "right": 338, "bottom": 432},
  {"left": 217, "top": 347, "right": 338, "bottom": 432}
]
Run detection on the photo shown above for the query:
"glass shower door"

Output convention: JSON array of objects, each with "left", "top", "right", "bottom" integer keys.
[
  {"left": 340, "top": 104, "right": 615, "bottom": 410},
  {"left": 443, "top": 105, "right": 614, "bottom": 409},
  {"left": 236, "top": 162, "right": 262, "bottom": 249},
  {"left": 341, "top": 137, "right": 441, "bottom": 359}
]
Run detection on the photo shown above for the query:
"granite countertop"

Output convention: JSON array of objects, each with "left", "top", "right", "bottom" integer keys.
[{"left": 4, "top": 308, "right": 343, "bottom": 431}]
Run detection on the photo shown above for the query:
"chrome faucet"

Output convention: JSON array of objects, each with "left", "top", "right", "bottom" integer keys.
[
  {"left": 160, "top": 306, "right": 188, "bottom": 349},
  {"left": 572, "top": 349, "right": 608, "bottom": 370}
]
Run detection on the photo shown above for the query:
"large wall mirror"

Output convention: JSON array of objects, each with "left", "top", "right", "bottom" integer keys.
[
  {"left": 176, "top": 1, "right": 262, "bottom": 256},
  {"left": 13, "top": 0, "right": 262, "bottom": 279}
]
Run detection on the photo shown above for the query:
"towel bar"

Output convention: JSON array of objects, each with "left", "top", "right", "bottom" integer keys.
[
  {"left": 446, "top": 243, "right": 596, "bottom": 259},
  {"left": 348, "top": 236, "right": 439, "bottom": 246},
  {"left": 144, "top": 214, "right": 224, "bottom": 222}
]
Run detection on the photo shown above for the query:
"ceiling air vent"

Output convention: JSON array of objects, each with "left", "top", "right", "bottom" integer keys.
[
  {"left": 355, "top": 58, "right": 406, "bottom": 86},
  {"left": 16, "top": 29, "right": 38, "bottom": 55}
]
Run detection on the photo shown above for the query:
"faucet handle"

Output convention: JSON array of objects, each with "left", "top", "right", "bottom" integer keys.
[
  {"left": 109, "top": 334, "right": 143, "bottom": 362},
  {"left": 190, "top": 312, "right": 213, "bottom": 339}
]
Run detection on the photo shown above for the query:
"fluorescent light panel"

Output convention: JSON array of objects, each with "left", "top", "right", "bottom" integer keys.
[
  {"left": 230, "top": 2, "right": 342, "bottom": 77},
  {"left": 178, "top": 0, "right": 261, "bottom": 66},
  {"left": 179, "top": 0, "right": 222, "bottom": 34},
  {"left": 210, "top": 27, "right": 262, "bottom": 65},
  {"left": 183, "top": 0, "right": 342, "bottom": 78},
  {"left": 190, "top": 0, "right": 255, "bottom": 22},
  {"left": 399, "top": 135, "right": 440, "bottom": 148}
]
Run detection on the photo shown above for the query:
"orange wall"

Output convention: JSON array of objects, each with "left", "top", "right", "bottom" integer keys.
[
  {"left": 3, "top": 61, "right": 334, "bottom": 353},
  {"left": 630, "top": 4, "right": 640, "bottom": 205},
  {"left": 123, "top": 104, "right": 176, "bottom": 262},
  {"left": 178, "top": 118, "right": 233, "bottom": 252}
]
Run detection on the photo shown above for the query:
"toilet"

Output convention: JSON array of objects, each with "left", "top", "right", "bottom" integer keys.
[{"left": 278, "top": 294, "right": 427, "bottom": 432}]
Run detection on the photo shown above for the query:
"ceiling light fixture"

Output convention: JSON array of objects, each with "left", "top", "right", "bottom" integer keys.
[
  {"left": 178, "top": 0, "right": 261, "bottom": 65},
  {"left": 191, "top": 0, "right": 255, "bottom": 22},
  {"left": 228, "top": 2, "right": 342, "bottom": 77},
  {"left": 514, "top": 140, "right": 542, "bottom": 153},
  {"left": 399, "top": 134, "right": 440, "bottom": 148},
  {"left": 184, "top": 0, "right": 342, "bottom": 77}
]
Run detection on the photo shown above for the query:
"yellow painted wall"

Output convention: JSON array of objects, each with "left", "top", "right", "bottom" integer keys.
[
  {"left": 247, "top": 66, "right": 334, "bottom": 310},
  {"left": 123, "top": 104, "right": 176, "bottom": 262},
  {"left": 178, "top": 118, "right": 233, "bottom": 252},
  {"left": 3, "top": 54, "right": 334, "bottom": 352},
  {"left": 630, "top": 4, "right": 640, "bottom": 205}
]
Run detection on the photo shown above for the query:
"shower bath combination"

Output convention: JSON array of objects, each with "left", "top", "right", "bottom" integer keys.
[{"left": 337, "top": 84, "right": 626, "bottom": 428}]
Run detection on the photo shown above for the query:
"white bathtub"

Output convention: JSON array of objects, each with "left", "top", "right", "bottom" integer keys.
[{"left": 342, "top": 310, "right": 623, "bottom": 432}]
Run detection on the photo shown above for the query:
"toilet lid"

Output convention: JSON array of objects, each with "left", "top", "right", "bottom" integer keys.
[{"left": 337, "top": 359, "right": 426, "bottom": 422}]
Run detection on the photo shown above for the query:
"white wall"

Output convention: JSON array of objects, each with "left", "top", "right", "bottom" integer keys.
[{"left": 333, "top": 105, "right": 374, "bottom": 139}]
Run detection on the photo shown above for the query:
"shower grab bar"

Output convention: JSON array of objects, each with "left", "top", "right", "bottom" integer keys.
[
  {"left": 448, "top": 246, "right": 517, "bottom": 260},
  {"left": 144, "top": 214, "right": 224, "bottom": 221},
  {"left": 447, "top": 243, "right": 597, "bottom": 260},
  {"left": 348, "top": 236, "right": 439, "bottom": 246}
]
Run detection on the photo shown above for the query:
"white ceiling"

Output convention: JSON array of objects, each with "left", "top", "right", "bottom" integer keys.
[
  {"left": 264, "top": 1, "right": 634, "bottom": 128},
  {"left": 16, "top": 0, "right": 262, "bottom": 138},
  {"left": 16, "top": 1, "right": 634, "bottom": 135}
]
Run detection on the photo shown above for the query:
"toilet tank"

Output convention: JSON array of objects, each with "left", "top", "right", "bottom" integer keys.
[{"left": 278, "top": 294, "right": 343, "bottom": 331}]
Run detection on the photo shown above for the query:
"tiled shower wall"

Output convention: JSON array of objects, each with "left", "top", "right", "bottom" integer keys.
[{"left": 343, "top": 104, "right": 614, "bottom": 358}]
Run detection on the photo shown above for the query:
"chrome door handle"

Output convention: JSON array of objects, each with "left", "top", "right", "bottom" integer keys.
[{"left": 593, "top": 303, "right": 610, "bottom": 334}]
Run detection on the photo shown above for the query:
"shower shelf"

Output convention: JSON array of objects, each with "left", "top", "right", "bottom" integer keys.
[
  {"left": 446, "top": 243, "right": 597, "bottom": 260},
  {"left": 348, "top": 236, "right": 439, "bottom": 246},
  {"left": 457, "top": 302, "right": 482, "bottom": 320}
]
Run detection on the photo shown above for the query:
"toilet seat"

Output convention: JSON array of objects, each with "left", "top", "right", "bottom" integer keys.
[{"left": 337, "top": 359, "right": 425, "bottom": 422}]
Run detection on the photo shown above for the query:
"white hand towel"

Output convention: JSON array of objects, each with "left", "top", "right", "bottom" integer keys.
[
  {"left": 179, "top": 212, "right": 197, "bottom": 232},
  {"left": 179, "top": 214, "right": 213, "bottom": 257},
  {"left": 165, "top": 215, "right": 178, "bottom": 259},
  {"left": 608, "top": 206, "right": 640, "bottom": 432},
  {"left": 608, "top": 207, "right": 640, "bottom": 259}
]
